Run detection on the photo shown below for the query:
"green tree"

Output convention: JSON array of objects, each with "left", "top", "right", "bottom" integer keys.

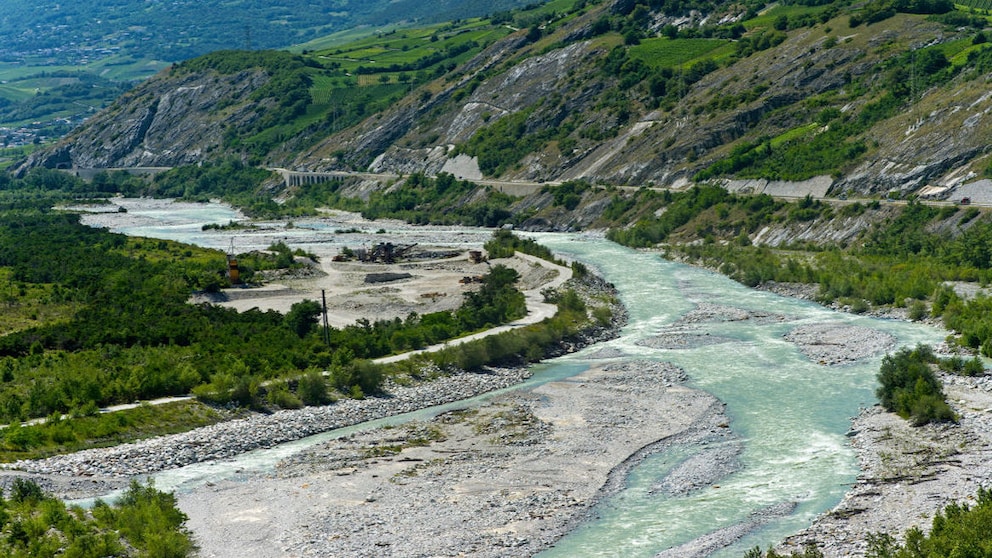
[
  {"left": 284, "top": 299, "right": 323, "bottom": 338},
  {"left": 876, "top": 345, "right": 956, "bottom": 426}
]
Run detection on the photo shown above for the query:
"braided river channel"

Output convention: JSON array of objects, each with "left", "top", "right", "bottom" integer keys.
[{"left": 84, "top": 200, "right": 944, "bottom": 556}]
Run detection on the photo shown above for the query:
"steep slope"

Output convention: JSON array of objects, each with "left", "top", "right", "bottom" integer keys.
[
  {"left": 300, "top": 7, "right": 992, "bottom": 200},
  {"left": 13, "top": 0, "right": 992, "bottom": 202},
  {"left": 20, "top": 68, "right": 271, "bottom": 170}
]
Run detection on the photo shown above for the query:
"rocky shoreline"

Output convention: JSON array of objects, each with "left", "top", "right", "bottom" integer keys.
[
  {"left": 778, "top": 371, "right": 992, "bottom": 557},
  {"left": 3, "top": 367, "right": 536, "bottom": 480},
  {"left": 3, "top": 256, "right": 982, "bottom": 557},
  {"left": 178, "top": 360, "right": 732, "bottom": 558}
]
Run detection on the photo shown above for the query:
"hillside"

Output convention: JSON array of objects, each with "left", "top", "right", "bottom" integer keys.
[
  {"left": 0, "top": 0, "right": 537, "bottom": 73},
  {"left": 0, "top": 0, "right": 537, "bottom": 146},
  {"left": 12, "top": 0, "right": 992, "bottom": 203}
]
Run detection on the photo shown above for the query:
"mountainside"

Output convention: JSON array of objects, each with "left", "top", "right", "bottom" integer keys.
[
  {"left": 14, "top": 0, "right": 992, "bottom": 201},
  {"left": 0, "top": 0, "right": 536, "bottom": 65},
  {"left": 0, "top": 0, "right": 537, "bottom": 142}
]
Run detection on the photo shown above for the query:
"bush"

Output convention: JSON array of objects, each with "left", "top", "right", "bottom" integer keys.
[
  {"left": 298, "top": 370, "right": 330, "bottom": 406},
  {"left": 10, "top": 478, "right": 44, "bottom": 504},
  {"left": 266, "top": 383, "right": 303, "bottom": 409},
  {"left": 745, "top": 543, "right": 824, "bottom": 557},
  {"left": 877, "top": 344, "right": 956, "bottom": 426},
  {"left": 908, "top": 300, "right": 928, "bottom": 321},
  {"left": 0, "top": 479, "right": 193, "bottom": 557},
  {"left": 963, "top": 356, "right": 985, "bottom": 376}
]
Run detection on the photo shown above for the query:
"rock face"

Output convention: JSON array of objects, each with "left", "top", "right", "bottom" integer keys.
[
  {"left": 13, "top": 5, "right": 992, "bottom": 200},
  {"left": 15, "top": 68, "right": 271, "bottom": 173}
]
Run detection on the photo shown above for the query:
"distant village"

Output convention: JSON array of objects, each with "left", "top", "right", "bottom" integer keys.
[
  {"left": 1, "top": 116, "right": 82, "bottom": 149},
  {"left": 0, "top": 29, "right": 146, "bottom": 152}
]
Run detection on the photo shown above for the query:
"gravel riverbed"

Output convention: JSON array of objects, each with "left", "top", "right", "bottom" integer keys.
[
  {"left": 178, "top": 360, "right": 732, "bottom": 558},
  {"left": 3, "top": 367, "right": 535, "bottom": 481},
  {"left": 1, "top": 259, "right": 976, "bottom": 557}
]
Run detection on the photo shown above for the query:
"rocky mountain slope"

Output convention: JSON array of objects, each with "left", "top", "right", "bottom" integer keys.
[{"left": 14, "top": 0, "right": 992, "bottom": 202}]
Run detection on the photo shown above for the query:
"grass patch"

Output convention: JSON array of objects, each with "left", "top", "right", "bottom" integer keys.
[
  {"left": 746, "top": 4, "right": 831, "bottom": 29},
  {"left": 0, "top": 269, "right": 76, "bottom": 337},
  {"left": 629, "top": 38, "right": 733, "bottom": 69},
  {"left": 770, "top": 122, "right": 822, "bottom": 148},
  {"left": 955, "top": 0, "right": 992, "bottom": 11},
  {"left": 949, "top": 42, "right": 992, "bottom": 66}
]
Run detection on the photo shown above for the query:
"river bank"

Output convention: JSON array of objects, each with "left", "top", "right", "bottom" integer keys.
[
  {"left": 755, "top": 282, "right": 992, "bottom": 557},
  {"left": 178, "top": 360, "right": 730, "bottom": 557},
  {"left": 776, "top": 368, "right": 992, "bottom": 557}
]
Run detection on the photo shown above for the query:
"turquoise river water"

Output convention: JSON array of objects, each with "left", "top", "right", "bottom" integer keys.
[{"left": 84, "top": 202, "right": 944, "bottom": 557}]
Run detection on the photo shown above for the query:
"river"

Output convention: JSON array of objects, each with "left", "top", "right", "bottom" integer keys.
[{"left": 80, "top": 200, "right": 944, "bottom": 556}]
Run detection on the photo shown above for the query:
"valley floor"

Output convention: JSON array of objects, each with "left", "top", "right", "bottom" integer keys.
[
  {"left": 178, "top": 360, "right": 729, "bottom": 557},
  {"left": 173, "top": 312, "right": 960, "bottom": 558},
  {"left": 5, "top": 204, "right": 989, "bottom": 556}
]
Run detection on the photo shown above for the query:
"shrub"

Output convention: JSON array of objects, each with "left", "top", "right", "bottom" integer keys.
[
  {"left": 745, "top": 543, "right": 824, "bottom": 557},
  {"left": 908, "top": 300, "right": 927, "bottom": 321},
  {"left": 298, "top": 370, "right": 330, "bottom": 406},
  {"left": 10, "top": 478, "right": 44, "bottom": 504},
  {"left": 266, "top": 383, "right": 303, "bottom": 409},
  {"left": 877, "top": 344, "right": 956, "bottom": 426},
  {"left": 963, "top": 356, "right": 985, "bottom": 376}
]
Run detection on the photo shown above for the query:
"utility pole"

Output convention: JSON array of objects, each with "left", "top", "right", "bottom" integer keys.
[{"left": 321, "top": 289, "right": 331, "bottom": 347}]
